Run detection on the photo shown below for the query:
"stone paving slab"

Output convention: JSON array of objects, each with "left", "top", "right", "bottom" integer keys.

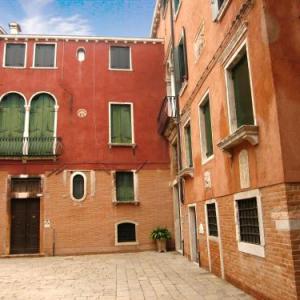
[{"left": 0, "top": 251, "right": 253, "bottom": 300}]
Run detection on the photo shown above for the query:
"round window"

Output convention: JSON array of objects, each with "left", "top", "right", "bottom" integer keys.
[
  {"left": 72, "top": 174, "right": 85, "bottom": 200},
  {"left": 77, "top": 48, "right": 86, "bottom": 62}
]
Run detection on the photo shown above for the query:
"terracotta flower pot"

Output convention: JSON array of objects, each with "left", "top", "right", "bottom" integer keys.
[{"left": 156, "top": 239, "right": 167, "bottom": 253}]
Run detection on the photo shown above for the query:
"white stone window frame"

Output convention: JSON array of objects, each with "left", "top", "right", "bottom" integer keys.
[
  {"left": 112, "top": 170, "right": 138, "bottom": 203},
  {"left": 108, "top": 102, "right": 135, "bottom": 147},
  {"left": 173, "top": 0, "right": 182, "bottom": 21},
  {"left": 224, "top": 39, "right": 257, "bottom": 134},
  {"left": 198, "top": 90, "right": 214, "bottom": 165},
  {"left": 234, "top": 189, "right": 265, "bottom": 258},
  {"left": 108, "top": 45, "right": 133, "bottom": 71},
  {"left": 2, "top": 42, "right": 27, "bottom": 69},
  {"left": 204, "top": 199, "right": 225, "bottom": 278},
  {"left": 76, "top": 47, "right": 86, "bottom": 62},
  {"left": 32, "top": 42, "right": 58, "bottom": 69},
  {"left": 211, "top": 0, "right": 231, "bottom": 22},
  {"left": 70, "top": 171, "right": 87, "bottom": 202},
  {"left": 115, "top": 220, "right": 139, "bottom": 246},
  {"left": 182, "top": 118, "right": 194, "bottom": 169}
]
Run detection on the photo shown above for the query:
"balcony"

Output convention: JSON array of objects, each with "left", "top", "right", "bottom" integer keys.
[
  {"left": 157, "top": 96, "right": 177, "bottom": 135},
  {"left": 0, "top": 137, "right": 63, "bottom": 159}
]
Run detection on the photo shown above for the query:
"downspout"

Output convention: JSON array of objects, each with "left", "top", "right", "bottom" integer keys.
[{"left": 169, "top": 0, "right": 184, "bottom": 255}]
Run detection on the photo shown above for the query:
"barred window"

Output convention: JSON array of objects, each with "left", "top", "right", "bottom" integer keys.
[
  {"left": 117, "top": 222, "right": 136, "bottom": 243},
  {"left": 237, "top": 197, "right": 260, "bottom": 244},
  {"left": 207, "top": 203, "right": 218, "bottom": 237}
]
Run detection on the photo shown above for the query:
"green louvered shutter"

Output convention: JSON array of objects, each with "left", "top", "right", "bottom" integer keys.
[
  {"left": 182, "top": 28, "right": 188, "bottom": 81},
  {"left": 111, "top": 104, "right": 132, "bottom": 144},
  {"left": 35, "top": 45, "right": 55, "bottom": 67},
  {"left": 116, "top": 172, "right": 134, "bottom": 201},
  {"left": 184, "top": 124, "right": 193, "bottom": 168},
  {"left": 0, "top": 94, "right": 25, "bottom": 155},
  {"left": 203, "top": 101, "right": 213, "bottom": 157},
  {"left": 173, "top": 47, "right": 182, "bottom": 94},
  {"left": 29, "top": 94, "right": 55, "bottom": 155},
  {"left": 232, "top": 54, "right": 254, "bottom": 128},
  {"left": 5, "top": 44, "right": 25, "bottom": 67}
]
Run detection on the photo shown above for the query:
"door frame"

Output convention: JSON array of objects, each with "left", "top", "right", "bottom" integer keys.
[
  {"left": 172, "top": 181, "right": 183, "bottom": 253},
  {"left": 188, "top": 204, "right": 199, "bottom": 263}
]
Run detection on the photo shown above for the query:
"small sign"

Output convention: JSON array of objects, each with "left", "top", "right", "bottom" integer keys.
[
  {"left": 77, "top": 109, "right": 87, "bottom": 118},
  {"left": 44, "top": 219, "right": 51, "bottom": 228},
  {"left": 199, "top": 223, "right": 204, "bottom": 234}
]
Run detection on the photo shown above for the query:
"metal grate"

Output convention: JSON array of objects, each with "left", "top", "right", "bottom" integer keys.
[
  {"left": 117, "top": 223, "right": 136, "bottom": 243},
  {"left": 11, "top": 178, "right": 41, "bottom": 193},
  {"left": 207, "top": 203, "right": 218, "bottom": 237},
  {"left": 237, "top": 197, "right": 260, "bottom": 245}
]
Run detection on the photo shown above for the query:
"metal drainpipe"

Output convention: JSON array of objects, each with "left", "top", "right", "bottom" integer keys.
[{"left": 169, "top": 0, "right": 184, "bottom": 255}]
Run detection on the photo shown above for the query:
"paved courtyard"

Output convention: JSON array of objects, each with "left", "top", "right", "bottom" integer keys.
[{"left": 0, "top": 251, "right": 252, "bottom": 300}]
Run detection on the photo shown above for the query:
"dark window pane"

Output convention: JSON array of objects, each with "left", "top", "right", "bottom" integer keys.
[
  {"left": 118, "top": 223, "right": 136, "bottom": 243},
  {"left": 218, "top": 0, "right": 225, "bottom": 9},
  {"left": 5, "top": 44, "right": 25, "bottom": 67},
  {"left": 110, "top": 46, "right": 130, "bottom": 69},
  {"left": 35, "top": 44, "right": 55, "bottom": 67},
  {"left": 184, "top": 123, "right": 193, "bottom": 167},
  {"left": 237, "top": 197, "right": 260, "bottom": 244},
  {"left": 207, "top": 203, "right": 218, "bottom": 237},
  {"left": 111, "top": 104, "right": 132, "bottom": 144},
  {"left": 116, "top": 172, "right": 134, "bottom": 201},
  {"left": 202, "top": 99, "right": 213, "bottom": 157},
  {"left": 72, "top": 174, "right": 85, "bottom": 200},
  {"left": 232, "top": 53, "right": 254, "bottom": 128},
  {"left": 174, "top": 0, "right": 180, "bottom": 12}
]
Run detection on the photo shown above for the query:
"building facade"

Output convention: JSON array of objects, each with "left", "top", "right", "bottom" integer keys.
[
  {"left": 0, "top": 26, "right": 174, "bottom": 256},
  {"left": 152, "top": 0, "right": 300, "bottom": 299}
]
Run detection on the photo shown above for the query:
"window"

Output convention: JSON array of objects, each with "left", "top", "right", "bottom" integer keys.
[
  {"left": 110, "top": 46, "right": 131, "bottom": 70},
  {"left": 199, "top": 94, "right": 213, "bottom": 161},
  {"left": 4, "top": 43, "right": 26, "bottom": 67},
  {"left": 207, "top": 203, "right": 218, "bottom": 237},
  {"left": 234, "top": 189, "right": 265, "bottom": 257},
  {"left": 110, "top": 103, "right": 133, "bottom": 145},
  {"left": 77, "top": 48, "right": 85, "bottom": 62},
  {"left": 115, "top": 172, "right": 134, "bottom": 202},
  {"left": 237, "top": 197, "right": 260, "bottom": 244},
  {"left": 117, "top": 222, "right": 136, "bottom": 243},
  {"left": 184, "top": 122, "right": 193, "bottom": 168},
  {"left": 34, "top": 44, "right": 56, "bottom": 68},
  {"left": 174, "top": 28, "right": 188, "bottom": 93},
  {"left": 173, "top": 0, "right": 180, "bottom": 14},
  {"left": 71, "top": 172, "right": 86, "bottom": 201},
  {"left": 225, "top": 46, "right": 254, "bottom": 132},
  {"left": 211, "top": 0, "right": 230, "bottom": 21}
]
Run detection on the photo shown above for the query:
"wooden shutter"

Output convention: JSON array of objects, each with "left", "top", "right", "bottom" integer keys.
[
  {"left": 173, "top": 47, "right": 182, "bottom": 94},
  {"left": 184, "top": 124, "right": 193, "bottom": 168},
  {"left": 121, "top": 105, "right": 132, "bottom": 143},
  {"left": 182, "top": 28, "right": 189, "bottom": 81},
  {"left": 232, "top": 54, "right": 254, "bottom": 128},
  {"left": 35, "top": 45, "right": 55, "bottom": 67},
  {"left": 5, "top": 44, "right": 25, "bottom": 67},
  {"left": 111, "top": 47, "right": 130, "bottom": 69},
  {"left": 116, "top": 172, "right": 134, "bottom": 201},
  {"left": 203, "top": 101, "right": 213, "bottom": 157}
]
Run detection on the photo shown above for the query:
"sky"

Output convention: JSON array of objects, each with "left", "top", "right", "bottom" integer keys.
[{"left": 0, "top": 0, "right": 156, "bottom": 37}]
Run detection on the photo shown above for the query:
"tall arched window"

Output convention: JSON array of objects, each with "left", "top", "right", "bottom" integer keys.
[
  {"left": 0, "top": 93, "right": 25, "bottom": 155},
  {"left": 29, "top": 93, "right": 56, "bottom": 155}
]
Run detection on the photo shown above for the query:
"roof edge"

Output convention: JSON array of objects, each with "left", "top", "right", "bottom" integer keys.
[{"left": 150, "top": 0, "right": 160, "bottom": 38}]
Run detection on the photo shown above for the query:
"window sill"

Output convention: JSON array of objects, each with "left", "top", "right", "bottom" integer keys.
[
  {"left": 31, "top": 66, "right": 58, "bottom": 69},
  {"left": 238, "top": 241, "right": 265, "bottom": 258},
  {"left": 109, "top": 67, "right": 133, "bottom": 72},
  {"left": 208, "top": 235, "right": 219, "bottom": 243},
  {"left": 3, "top": 65, "right": 26, "bottom": 69},
  {"left": 113, "top": 200, "right": 140, "bottom": 206},
  {"left": 115, "top": 241, "right": 138, "bottom": 246},
  {"left": 201, "top": 154, "right": 214, "bottom": 166},
  {"left": 109, "top": 143, "right": 136, "bottom": 149},
  {"left": 179, "top": 167, "right": 194, "bottom": 179},
  {"left": 214, "top": 0, "right": 231, "bottom": 22},
  {"left": 178, "top": 80, "right": 188, "bottom": 97},
  {"left": 217, "top": 125, "right": 259, "bottom": 154}
]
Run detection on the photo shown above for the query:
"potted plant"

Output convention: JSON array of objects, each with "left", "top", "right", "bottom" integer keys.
[{"left": 150, "top": 227, "right": 171, "bottom": 253}]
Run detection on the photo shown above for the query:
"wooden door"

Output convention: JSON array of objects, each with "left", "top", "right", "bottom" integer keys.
[{"left": 10, "top": 198, "right": 40, "bottom": 254}]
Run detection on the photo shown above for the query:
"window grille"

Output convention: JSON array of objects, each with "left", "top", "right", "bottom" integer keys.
[
  {"left": 207, "top": 203, "right": 218, "bottom": 237},
  {"left": 117, "top": 223, "right": 136, "bottom": 243}
]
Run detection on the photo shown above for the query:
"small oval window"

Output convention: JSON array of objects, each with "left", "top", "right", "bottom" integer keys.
[
  {"left": 77, "top": 48, "right": 86, "bottom": 62},
  {"left": 72, "top": 173, "right": 85, "bottom": 200}
]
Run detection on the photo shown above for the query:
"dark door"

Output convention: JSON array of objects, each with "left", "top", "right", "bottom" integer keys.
[{"left": 10, "top": 198, "right": 40, "bottom": 254}]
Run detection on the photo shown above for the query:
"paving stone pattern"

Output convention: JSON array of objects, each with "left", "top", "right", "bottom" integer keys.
[{"left": 0, "top": 251, "right": 253, "bottom": 300}]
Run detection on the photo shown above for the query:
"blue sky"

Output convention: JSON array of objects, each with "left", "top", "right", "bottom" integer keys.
[{"left": 0, "top": 0, "right": 156, "bottom": 37}]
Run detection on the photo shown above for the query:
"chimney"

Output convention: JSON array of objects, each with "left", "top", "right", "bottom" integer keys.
[{"left": 9, "top": 22, "right": 21, "bottom": 34}]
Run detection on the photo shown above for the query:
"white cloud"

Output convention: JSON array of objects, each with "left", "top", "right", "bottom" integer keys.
[{"left": 18, "top": 0, "right": 92, "bottom": 35}]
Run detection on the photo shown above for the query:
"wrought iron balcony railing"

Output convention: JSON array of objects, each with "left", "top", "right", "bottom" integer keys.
[
  {"left": 0, "top": 137, "right": 62, "bottom": 157},
  {"left": 157, "top": 96, "right": 177, "bottom": 135}
]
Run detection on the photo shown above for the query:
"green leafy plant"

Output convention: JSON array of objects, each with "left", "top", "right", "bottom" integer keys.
[{"left": 150, "top": 227, "right": 171, "bottom": 241}]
